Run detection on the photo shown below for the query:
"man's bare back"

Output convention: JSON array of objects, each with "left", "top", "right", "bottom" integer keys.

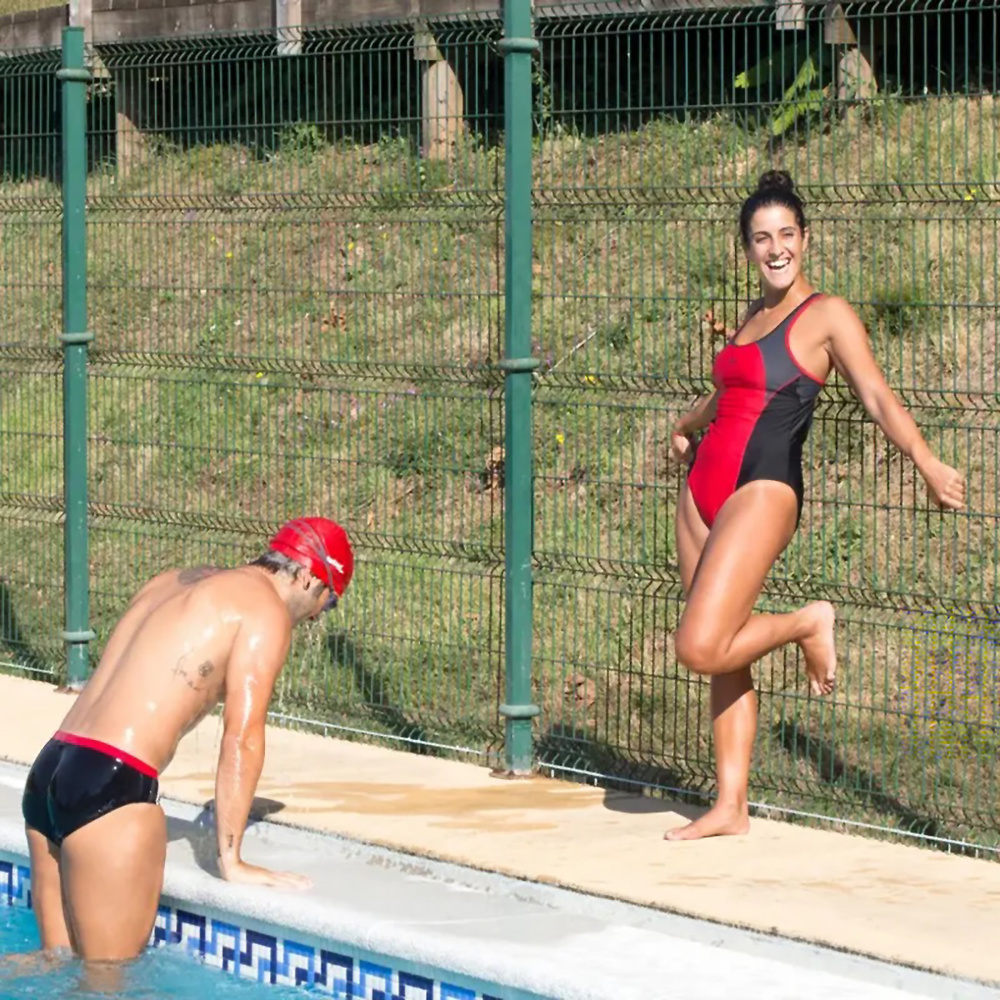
[
  {"left": 20, "top": 518, "right": 355, "bottom": 966},
  {"left": 58, "top": 565, "right": 293, "bottom": 774}
]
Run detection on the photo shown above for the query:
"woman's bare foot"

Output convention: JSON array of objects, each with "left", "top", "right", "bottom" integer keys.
[
  {"left": 798, "top": 601, "right": 837, "bottom": 696},
  {"left": 664, "top": 800, "right": 750, "bottom": 841}
]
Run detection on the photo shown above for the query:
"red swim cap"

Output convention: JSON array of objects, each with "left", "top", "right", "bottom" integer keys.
[{"left": 268, "top": 518, "right": 354, "bottom": 596}]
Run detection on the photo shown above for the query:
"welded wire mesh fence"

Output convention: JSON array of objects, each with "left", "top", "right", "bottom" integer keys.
[{"left": 0, "top": 0, "right": 997, "bottom": 852}]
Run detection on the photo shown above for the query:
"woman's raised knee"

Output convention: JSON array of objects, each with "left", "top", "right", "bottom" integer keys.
[{"left": 674, "top": 626, "right": 723, "bottom": 675}]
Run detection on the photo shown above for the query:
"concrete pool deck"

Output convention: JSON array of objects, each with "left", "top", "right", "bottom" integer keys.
[
  {"left": 0, "top": 763, "right": 984, "bottom": 1000},
  {"left": 0, "top": 674, "right": 996, "bottom": 992},
  {"left": 0, "top": 767, "right": 986, "bottom": 1000}
]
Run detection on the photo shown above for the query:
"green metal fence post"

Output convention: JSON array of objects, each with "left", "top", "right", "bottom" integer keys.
[
  {"left": 497, "top": 0, "right": 540, "bottom": 774},
  {"left": 58, "top": 26, "right": 94, "bottom": 690}
]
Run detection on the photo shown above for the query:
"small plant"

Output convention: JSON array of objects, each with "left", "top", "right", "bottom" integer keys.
[
  {"left": 375, "top": 133, "right": 412, "bottom": 164},
  {"left": 278, "top": 122, "right": 325, "bottom": 163},
  {"left": 735, "top": 41, "right": 833, "bottom": 139},
  {"left": 142, "top": 132, "right": 180, "bottom": 159},
  {"left": 385, "top": 448, "right": 424, "bottom": 478},
  {"left": 599, "top": 315, "right": 632, "bottom": 351},
  {"left": 532, "top": 56, "right": 556, "bottom": 139},
  {"left": 216, "top": 173, "right": 244, "bottom": 199},
  {"left": 196, "top": 300, "right": 241, "bottom": 354},
  {"left": 898, "top": 611, "right": 1000, "bottom": 766},
  {"left": 637, "top": 299, "right": 665, "bottom": 325},
  {"left": 866, "top": 285, "right": 930, "bottom": 339},
  {"left": 415, "top": 158, "right": 451, "bottom": 191}
]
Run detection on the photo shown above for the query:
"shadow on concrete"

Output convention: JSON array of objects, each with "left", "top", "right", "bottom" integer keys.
[
  {"left": 769, "top": 718, "right": 986, "bottom": 855},
  {"left": 168, "top": 796, "right": 287, "bottom": 876},
  {"left": 535, "top": 722, "right": 711, "bottom": 827}
]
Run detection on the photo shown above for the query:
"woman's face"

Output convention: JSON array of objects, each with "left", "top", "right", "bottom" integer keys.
[{"left": 744, "top": 203, "right": 808, "bottom": 293}]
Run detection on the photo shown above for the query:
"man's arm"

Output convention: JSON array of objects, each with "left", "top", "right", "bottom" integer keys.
[{"left": 214, "top": 606, "right": 309, "bottom": 889}]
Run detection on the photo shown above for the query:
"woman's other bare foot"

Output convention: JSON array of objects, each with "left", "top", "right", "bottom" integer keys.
[{"left": 798, "top": 601, "right": 837, "bottom": 696}]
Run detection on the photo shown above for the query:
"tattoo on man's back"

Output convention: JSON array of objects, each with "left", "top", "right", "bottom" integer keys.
[
  {"left": 178, "top": 565, "right": 221, "bottom": 585},
  {"left": 172, "top": 658, "right": 216, "bottom": 692}
]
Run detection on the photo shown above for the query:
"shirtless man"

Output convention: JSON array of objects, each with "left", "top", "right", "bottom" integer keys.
[{"left": 20, "top": 517, "right": 354, "bottom": 964}]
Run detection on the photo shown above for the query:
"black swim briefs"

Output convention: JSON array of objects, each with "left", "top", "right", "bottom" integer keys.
[{"left": 22, "top": 732, "right": 159, "bottom": 847}]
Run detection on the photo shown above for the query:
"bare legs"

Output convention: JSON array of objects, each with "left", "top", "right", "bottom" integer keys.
[
  {"left": 23, "top": 804, "right": 166, "bottom": 990},
  {"left": 25, "top": 826, "right": 72, "bottom": 953},
  {"left": 0, "top": 829, "right": 75, "bottom": 980},
  {"left": 59, "top": 803, "right": 166, "bottom": 963},
  {"left": 665, "top": 480, "right": 837, "bottom": 841}
]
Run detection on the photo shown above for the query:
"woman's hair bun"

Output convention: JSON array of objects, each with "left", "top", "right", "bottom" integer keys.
[
  {"left": 739, "top": 169, "right": 807, "bottom": 245},
  {"left": 755, "top": 169, "right": 796, "bottom": 194}
]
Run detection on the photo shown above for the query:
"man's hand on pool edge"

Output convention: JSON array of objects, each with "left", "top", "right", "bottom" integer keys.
[{"left": 220, "top": 860, "right": 313, "bottom": 891}]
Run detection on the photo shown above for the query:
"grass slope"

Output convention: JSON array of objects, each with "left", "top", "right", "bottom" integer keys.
[{"left": 1, "top": 91, "right": 998, "bottom": 850}]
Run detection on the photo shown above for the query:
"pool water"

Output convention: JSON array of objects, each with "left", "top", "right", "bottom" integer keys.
[{"left": 0, "top": 907, "right": 303, "bottom": 999}]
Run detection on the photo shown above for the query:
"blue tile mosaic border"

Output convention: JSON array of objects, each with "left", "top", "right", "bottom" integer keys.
[
  {"left": 152, "top": 904, "right": 505, "bottom": 999},
  {"left": 0, "top": 860, "right": 31, "bottom": 909},
  {"left": 1, "top": 856, "right": 514, "bottom": 1000}
]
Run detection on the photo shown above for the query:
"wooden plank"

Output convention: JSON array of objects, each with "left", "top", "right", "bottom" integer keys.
[
  {"left": 68, "top": 0, "right": 91, "bottom": 43},
  {"left": 421, "top": 55, "right": 465, "bottom": 158},
  {"left": 775, "top": 0, "right": 805, "bottom": 29},
  {"left": 823, "top": 1, "right": 856, "bottom": 44},
  {"left": 276, "top": 0, "right": 301, "bottom": 54},
  {"left": 413, "top": 27, "right": 441, "bottom": 60}
]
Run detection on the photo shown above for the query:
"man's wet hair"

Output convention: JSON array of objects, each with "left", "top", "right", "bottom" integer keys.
[{"left": 249, "top": 550, "right": 311, "bottom": 581}]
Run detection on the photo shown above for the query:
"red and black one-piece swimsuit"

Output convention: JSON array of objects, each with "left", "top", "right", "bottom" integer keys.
[{"left": 687, "top": 292, "right": 827, "bottom": 529}]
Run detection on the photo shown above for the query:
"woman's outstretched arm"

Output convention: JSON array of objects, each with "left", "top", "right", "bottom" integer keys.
[{"left": 824, "top": 296, "right": 965, "bottom": 510}]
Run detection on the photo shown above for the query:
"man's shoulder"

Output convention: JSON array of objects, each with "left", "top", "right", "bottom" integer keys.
[
  {"left": 173, "top": 565, "right": 286, "bottom": 618},
  {"left": 133, "top": 563, "right": 287, "bottom": 620},
  {"left": 176, "top": 564, "right": 224, "bottom": 585},
  {"left": 205, "top": 566, "right": 280, "bottom": 596}
]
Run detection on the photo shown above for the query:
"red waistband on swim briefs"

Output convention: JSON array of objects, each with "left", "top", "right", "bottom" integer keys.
[{"left": 54, "top": 731, "right": 158, "bottom": 779}]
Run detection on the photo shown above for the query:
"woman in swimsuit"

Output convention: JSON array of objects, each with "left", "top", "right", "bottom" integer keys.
[{"left": 666, "top": 171, "right": 965, "bottom": 841}]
